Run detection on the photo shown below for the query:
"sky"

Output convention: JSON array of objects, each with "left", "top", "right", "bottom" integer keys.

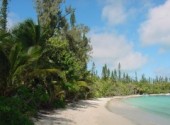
[{"left": 7, "top": 0, "right": 170, "bottom": 78}]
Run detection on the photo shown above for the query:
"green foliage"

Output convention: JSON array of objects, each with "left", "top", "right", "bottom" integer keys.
[
  {"left": 0, "top": 0, "right": 8, "bottom": 31},
  {"left": 102, "top": 64, "right": 110, "bottom": 80},
  {"left": 90, "top": 63, "right": 170, "bottom": 98},
  {"left": 0, "top": 1, "right": 92, "bottom": 124},
  {"left": 16, "top": 85, "right": 50, "bottom": 109},
  {"left": 92, "top": 79, "right": 170, "bottom": 98},
  {"left": 0, "top": 41, "right": 42, "bottom": 96},
  {"left": 40, "top": 35, "right": 84, "bottom": 81},
  {"left": 0, "top": 96, "right": 34, "bottom": 125},
  {"left": 65, "top": 81, "right": 91, "bottom": 100},
  {"left": 70, "top": 9, "right": 76, "bottom": 27},
  {"left": 12, "top": 19, "right": 46, "bottom": 48},
  {"left": 35, "top": 0, "right": 64, "bottom": 37},
  {"left": 118, "top": 63, "right": 121, "bottom": 80}
]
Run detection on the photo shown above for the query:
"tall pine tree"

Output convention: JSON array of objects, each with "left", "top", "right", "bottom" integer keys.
[
  {"left": 0, "top": 0, "right": 8, "bottom": 31},
  {"left": 118, "top": 63, "right": 121, "bottom": 81}
]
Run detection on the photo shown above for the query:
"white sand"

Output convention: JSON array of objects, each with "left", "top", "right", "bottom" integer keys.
[{"left": 34, "top": 97, "right": 135, "bottom": 125}]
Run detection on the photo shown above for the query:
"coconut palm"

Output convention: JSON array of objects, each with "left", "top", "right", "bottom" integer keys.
[
  {"left": 10, "top": 19, "right": 68, "bottom": 102},
  {"left": 0, "top": 40, "right": 42, "bottom": 96},
  {"left": 12, "top": 19, "right": 47, "bottom": 49}
]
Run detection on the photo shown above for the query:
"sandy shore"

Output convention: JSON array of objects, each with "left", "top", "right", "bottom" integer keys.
[
  {"left": 34, "top": 97, "right": 135, "bottom": 125},
  {"left": 107, "top": 95, "right": 170, "bottom": 125}
]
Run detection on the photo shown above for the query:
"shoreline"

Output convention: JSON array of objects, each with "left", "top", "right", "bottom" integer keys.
[
  {"left": 34, "top": 97, "right": 135, "bottom": 125},
  {"left": 107, "top": 94, "right": 170, "bottom": 125},
  {"left": 34, "top": 94, "right": 170, "bottom": 125}
]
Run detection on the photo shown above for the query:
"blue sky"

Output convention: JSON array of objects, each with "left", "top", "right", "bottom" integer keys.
[{"left": 8, "top": 0, "right": 170, "bottom": 78}]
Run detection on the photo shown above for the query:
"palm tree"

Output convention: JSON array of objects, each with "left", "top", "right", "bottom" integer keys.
[
  {"left": 0, "top": 19, "right": 43, "bottom": 96},
  {"left": 12, "top": 19, "right": 47, "bottom": 49},
  {"left": 10, "top": 19, "right": 69, "bottom": 102},
  {"left": 0, "top": 29, "right": 13, "bottom": 95},
  {"left": 0, "top": 40, "right": 41, "bottom": 96}
]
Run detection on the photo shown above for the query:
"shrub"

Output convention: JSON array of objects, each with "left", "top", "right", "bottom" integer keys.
[{"left": 0, "top": 97, "right": 34, "bottom": 125}]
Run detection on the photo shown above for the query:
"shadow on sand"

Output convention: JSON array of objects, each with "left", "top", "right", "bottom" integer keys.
[{"left": 34, "top": 99, "right": 100, "bottom": 125}]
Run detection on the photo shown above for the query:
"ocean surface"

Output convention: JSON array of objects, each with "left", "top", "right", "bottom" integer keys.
[
  {"left": 124, "top": 95, "right": 170, "bottom": 119},
  {"left": 108, "top": 95, "right": 170, "bottom": 125}
]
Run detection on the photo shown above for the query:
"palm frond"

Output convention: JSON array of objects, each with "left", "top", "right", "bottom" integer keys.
[
  {"left": 76, "top": 81, "right": 89, "bottom": 88},
  {"left": 12, "top": 19, "right": 46, "bottom": 48},
  {"left": 27, "top": 45, "right": 42, "bottom": 62},
  {"left": 28, "top": 68, "right": 67, "bottom": 83}
]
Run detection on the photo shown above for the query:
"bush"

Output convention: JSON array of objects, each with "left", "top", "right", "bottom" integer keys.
[
  {"left": 0, "top": 97, "right": 34, "bottom": 125},
  {"left": 16, "top": 85, "right": 51, "bottom": 109}
]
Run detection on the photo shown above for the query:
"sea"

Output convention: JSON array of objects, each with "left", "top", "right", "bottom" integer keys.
[{"left": 108, "top": 95, "right": 170, "bottom": 125}]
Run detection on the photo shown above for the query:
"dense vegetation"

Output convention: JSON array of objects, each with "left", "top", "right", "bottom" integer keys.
[
  {"left": 0, "top": 0, "right": 170, "bottom": 124},
  {"left": 0, "top": 0, "right": 92, "bottom": 124},
  {"left": 91, "top": 63, "right": 170, "bottom": 97}
]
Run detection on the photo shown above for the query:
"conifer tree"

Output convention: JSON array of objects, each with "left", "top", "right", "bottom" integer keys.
[
  {"left": 135, "top": 72, "right": 138, "bottom": 82},
  {"left": 70, "top": 10, "right": 76, "bottom": 27},
  {"left": 118, "top": 63, "right": 121, "bottom": 81},
  {"left": 102, "top": 64, "right": 111, "bottom": 80},
  {"left": 35, "top": 0, "right": 64, "bottom": 37},
  {"left": 114, "top": 69, "right": 117, "bottom": 80},
  {"left": 165, "top": 77, "right": 168, "bottom": 83},
  {"left": 0, "top": 0, "right": 8, "bottom": 31},
  {"left": 91, "top": 62, "right": 96, "bottom": 77},
  {"left": 107, "top": 68, "right": 110, "bottom": 79},
  {"left": 123, "top": 73, "right": 126, "bottom": 82},
  {"left": 102, "top": 64, "right": 107, "bottom": 80},
  {"left": 141, "top": 74, "right": 147, "bottom": 83},
  {"left": 111, "top": 71, "right": 114, "bottom": 81}
]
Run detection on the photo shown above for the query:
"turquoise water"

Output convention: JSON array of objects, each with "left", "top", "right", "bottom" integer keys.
[
  {"left": 108, "top": 95, "right": 170, "bottom": 125},
  {"left": 124, "top": 95, "right": 170, "bottom": 118}
]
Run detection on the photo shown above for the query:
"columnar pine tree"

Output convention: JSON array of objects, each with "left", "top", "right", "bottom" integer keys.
[
  {"left": 135, "top": 72, "right": 138, "bottom": 82},
  {"left": 35, "top": 0, "right": 64, "bottom": 37},
  {"left": 102, "top": 64, "right": 111, "bottom": 80},
  {"left": 102, "top": 64, "right": 107, "bottom": 80},
  {"left": 114, "top": 69, "right": 117, "bottom": 80},
  {"left": 91, "top": 62, "right": 96, "bottom": 77},
  {"left": 70, "top": 9, "right": 76, "bottom": 27},
  {"left": 111, "top": 71, "right": 115, "bottom": 81},
  {"left": 141, "top": 74, "right": 147, "bottom": 83},
  {"left": 107, "top": 68, "right": 110, "bottom": 79},
  {"left": 0, "top": 0, "right": 8, "bottom": 31},
  {"left": 118, "top": 63, "right": 121, "bottom": 81}
]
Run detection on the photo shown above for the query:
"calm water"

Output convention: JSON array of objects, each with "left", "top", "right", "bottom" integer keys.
[
  {"left": 124, "top": 95, "right": 170, "bottom": 118},
  {"left": 108, "top": 95, "right": 170, "bottom": 125}
]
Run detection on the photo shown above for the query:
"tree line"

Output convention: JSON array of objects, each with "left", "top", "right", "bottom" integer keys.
[
  {"left": 99, "top": 63, "right": 170, "bottom": 84},
  {"left": 90, "top": 62, "right": 170, "bottom": 97}
]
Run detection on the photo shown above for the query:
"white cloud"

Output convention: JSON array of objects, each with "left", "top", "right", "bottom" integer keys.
[
  {"left": 7, "top": 12, "right": 21, "bottom": 29},
  {"left": 102, "top": 5, "right": 126, "bottom": 25},
  {"left": 139, "top": 0, "right": 170, "bottom": 46},
  {"left": 90, "top": 31, "right": 147, "bottom": 71},
  {"left": 116, "top": 52, "right": 147, "bottom": 71},
  {"left": 102, "top": 2, "right": 126, "bottom": 25},
  {"left": 100, "top": 0, "right": 155, "bottom": 26}
]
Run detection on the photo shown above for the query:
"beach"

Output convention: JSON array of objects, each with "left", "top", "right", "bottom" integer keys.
[
  {"left": 34, "top": 95, "right": 170, "bottom": 125},
  {"left": 34, "top": 97, "right": 135, "bottom": 125}
]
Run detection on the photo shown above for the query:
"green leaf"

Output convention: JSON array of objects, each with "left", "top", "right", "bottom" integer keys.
[{"left": 27, "top": 45, "right": 41, "bottom": 62}]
